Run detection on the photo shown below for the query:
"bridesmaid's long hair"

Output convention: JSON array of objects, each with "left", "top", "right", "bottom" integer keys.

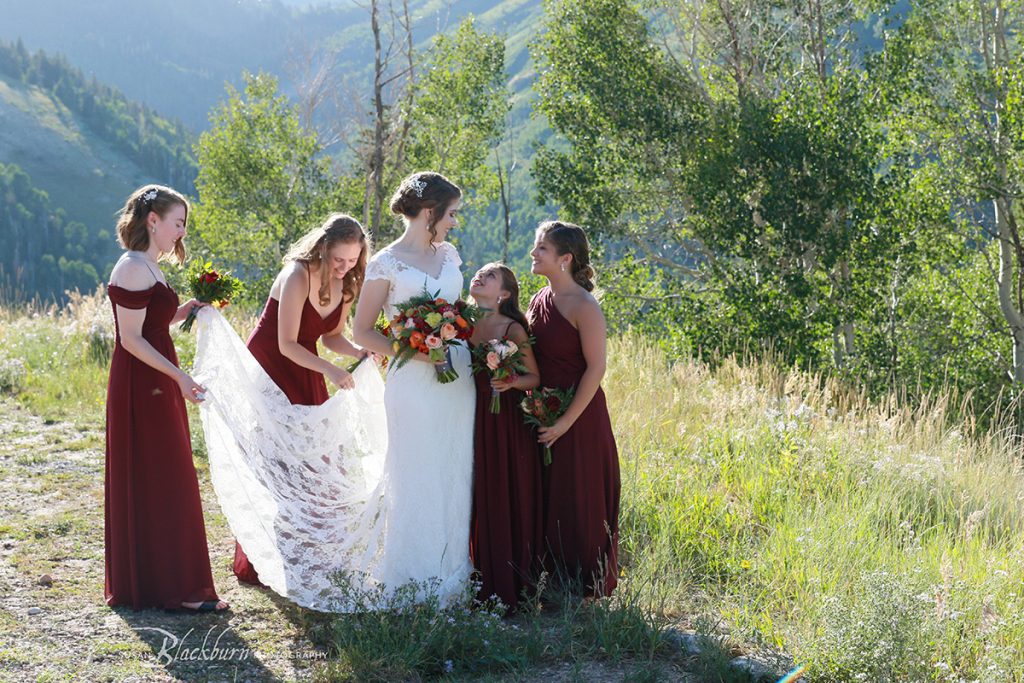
[
  {"left": 389, "top": 171, "right": 461, "bottom": 250},
  {"left": 537, "top": 221, "right": 596, "bottom": 292},
  {"left": 284, "top": 214, "right": 371, "bottom": 306},
  {"left": 484, "top": 262, "right": 530, "bottom": 335},
  {"left": 115, "top": 185, "right": 189, "bottom": 264}
]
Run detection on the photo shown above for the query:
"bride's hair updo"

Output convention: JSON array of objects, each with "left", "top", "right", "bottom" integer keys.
[
  {"left": 537, "top": 221, "right": 596, "bottom": 292},
  {"left": 389, "top": 172, "right": 462, "bottom": 246},
  {"left": 284, "top": 213, "right": 370, "bottom": 306}
]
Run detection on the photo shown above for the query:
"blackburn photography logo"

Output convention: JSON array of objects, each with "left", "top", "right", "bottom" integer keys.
[{"left": 131, "top": 625, "right": 327, "bottom": 665}]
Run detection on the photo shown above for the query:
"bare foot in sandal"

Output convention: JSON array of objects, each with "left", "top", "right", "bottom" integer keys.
[{"left": 181, "top": 600, "right": 229, "bottom": 612}]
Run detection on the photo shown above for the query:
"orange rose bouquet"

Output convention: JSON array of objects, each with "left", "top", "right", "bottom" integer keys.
[
  {"left": 387, "top": 289, "right": 480, "bottom": 383},
  {"left": 471, "top": 337, "right": 531, "bottom": 413},
  {"left": 179, "top": 261, "right": 244, "bottom": 332}
]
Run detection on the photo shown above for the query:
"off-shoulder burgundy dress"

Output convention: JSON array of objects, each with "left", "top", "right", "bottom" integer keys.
[
  {"left": 527, "top": 286, "right": 620, "bottom": 597},
  {"left": 105, "top": 282, "right": 220, "bottom": 609},
  {"left": 468, "top": 329, "right": 544, "bottom": 611},
  {"left": 232, "top": 281, "right": 345, "bottom": 584}
]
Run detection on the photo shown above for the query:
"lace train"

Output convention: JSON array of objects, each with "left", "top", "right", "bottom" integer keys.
[{"left": 193, "top": 307, "right": 389, "bottom": 611}]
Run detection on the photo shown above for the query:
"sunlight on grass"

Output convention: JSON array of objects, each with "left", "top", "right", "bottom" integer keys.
[{"left": 5, "top": 291, "right": 1024, "bottom": 680}]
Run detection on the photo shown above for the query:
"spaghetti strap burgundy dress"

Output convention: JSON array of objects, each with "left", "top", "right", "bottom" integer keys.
[
  {"left": 468, "top": 334, "right": 544, "bottom": 611},
  {"left": 232, "top": 286, "right": 345, "bottom": 584},
  {"left": 526, "top": 286, "right": 620, "bottom": 597},
  {"left": 105, "top": 282, "right": 220, "bottom": 609}
]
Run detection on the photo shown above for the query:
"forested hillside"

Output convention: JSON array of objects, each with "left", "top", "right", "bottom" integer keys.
[{"left": 0, "top": 40, "right": 197, "bottom": 300}]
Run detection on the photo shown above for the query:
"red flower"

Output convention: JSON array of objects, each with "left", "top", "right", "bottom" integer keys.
[{"left": 545, "top": 396, "right": 562, "bottom": 412}]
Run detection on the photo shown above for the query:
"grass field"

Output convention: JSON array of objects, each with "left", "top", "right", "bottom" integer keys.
[{"left": 2, "top": 287, "right": 1023, "bottom": 681}]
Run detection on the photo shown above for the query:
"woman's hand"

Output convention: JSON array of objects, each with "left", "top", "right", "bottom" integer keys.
[
  {"left": 490, "top": 376, "right": 516, "bottom": 393},
  {"left": 177, "top": 372, "right": 207, "bottom": 404},
  {"left": 179, "top": 299, "right": 209, "bottom": 314},
  {"left": 325, "top": 364, "right": 356, "bottom": 390},
  {"left": 538, "top": 418, "right": 571, "bottom": 446}
]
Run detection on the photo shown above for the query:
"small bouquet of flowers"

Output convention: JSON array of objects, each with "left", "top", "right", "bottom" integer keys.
[
  {"left": 387, "top": 289, "right": 480, "bottom": 383},
  {"left": 471, "top": 337, "right": 531, "bottom": 413},
  {"left": 520, "top": 386, "right": 576, "bottom": 465},
  {"left": 180, "top": 261, "right": 244, "bottom": 332},
  {"left": 345, "top": 313, "right": 392, "bottom": 373}
]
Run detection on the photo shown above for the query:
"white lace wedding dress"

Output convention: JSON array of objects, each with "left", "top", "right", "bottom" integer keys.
[
  {"left": 364, "top": 241, "right": 475, "bottom": 601},
  {"left": 192, "top": 241, "right": 475, "bottom": 612}
]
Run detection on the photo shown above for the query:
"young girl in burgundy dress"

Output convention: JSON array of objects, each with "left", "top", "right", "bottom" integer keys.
[
  {"left": 526, "top": 221, "right": 620, "bottom": 598},
  {"left": 233, "top": 213, "right": 371, "bottom": 585},
  {"left": 105, "top": 185, "right": 227, "bottom": 611},
  {"left": 468, "top": 263, "right": 541, "bottom": 611}
]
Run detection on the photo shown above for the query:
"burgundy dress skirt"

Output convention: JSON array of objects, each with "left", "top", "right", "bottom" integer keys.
[
  {"left": 105, "top": 283, "right": 220, "bottom": 609},
  {"left": 468, "top": 346, "right": 543, "bottom": 611},
  {"left": 232, "top": 294, "right": 344, "bottom": 584},
  {"left": 527, "top": 287, "right": 620, "bottom": 597}
]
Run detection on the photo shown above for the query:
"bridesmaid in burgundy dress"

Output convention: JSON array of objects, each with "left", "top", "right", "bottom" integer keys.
[
  {"left": 105, "top": 185, "right": 227, "bottom": 611},
  {"left": 467, "top": 263, "right": 542, "bottom": 611},
  {"left": 526, "top": 221, "right": 620, "bottom": 598},
  {"left": 233, "top": 213, "right": 371, "bottom": 584}
]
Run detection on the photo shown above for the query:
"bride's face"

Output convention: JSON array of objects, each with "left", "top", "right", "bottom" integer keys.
[{"left": 429, "top": 200, "right": 461, "bottom": 242}]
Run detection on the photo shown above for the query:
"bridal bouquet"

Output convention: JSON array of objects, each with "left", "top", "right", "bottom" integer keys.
[
  {"left": 387, "top": 290, "right": 480, "bottom": 383},
  {"left": 520, "top": 386, "right": 576, "bottom": 465},
  {"left": 471, "top": 337, "right": 531, "bottom": 413},
  {"left": 179, "top": 261, "right": 244, "bottom": 332}
]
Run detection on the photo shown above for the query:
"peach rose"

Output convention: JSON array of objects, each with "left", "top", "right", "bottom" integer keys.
[
  {"left": 486, "top": 351, "right": 500, "bottom": 371},
  {"left": 425, "top": 334, "right": 443, "bottom": 350},
  {"left": 440, "top": 323, "right": 457, "bottom": 340}
]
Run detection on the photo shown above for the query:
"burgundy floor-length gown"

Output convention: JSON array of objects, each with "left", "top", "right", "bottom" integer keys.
[
  {"left": 527, "top": 286, "right": 620, "bottom": 597},
  {"left": 469, "top": 336, "right": 544, "bottom": 611},
  {"left": 232, "top": 283, "right": 345, "bottom": 584},
  {"left": 105, "top": 282, "right": 220, "bottom": 610}
]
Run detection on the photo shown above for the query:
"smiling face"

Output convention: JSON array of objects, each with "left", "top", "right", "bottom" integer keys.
[
  {"left": 148, "top": 203, "right": 187, "bottom": 255},
  {"left": 530, "top": 232, "right": 569, "bottom": 277},
  {"left": 428, "top": 199, "right": 461, "bottom": 243},
  {"left": 326, "top": 241, "right": 363, "bottom": 280},
  {"left": 469, "top": 265, "right": 511, "bottom": 304}
]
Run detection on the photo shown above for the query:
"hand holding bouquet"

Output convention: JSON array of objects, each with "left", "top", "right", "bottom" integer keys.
[
  {"left": 180, "top": 261, "right": 244, "bottom": 332},
  {"left": 471, "top": 337, "right": 531, "bottom": 413},
  {"left": 520, "top": 386, "right": 576, "bottom": 465},
  {"left": 387, "top": 289, "right": 481, "bottom": 383},
  {"left": 345, "top": 313, "right": 392, "bottom": 373}
]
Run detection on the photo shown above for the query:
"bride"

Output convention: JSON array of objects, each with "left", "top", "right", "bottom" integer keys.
[
  {"left": 193, "top": 171, "right": 474, "bottom": 611},
  {"left": 350, "top": 171, "right": 475, "bottom": 603}
]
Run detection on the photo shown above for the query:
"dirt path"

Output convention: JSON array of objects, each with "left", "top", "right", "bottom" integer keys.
[
  {"left": 0, "top": 398, "right": 701, "bottom": 682},
  {"left": 0, "top": 399, "right": 328, "bottom": 682}
]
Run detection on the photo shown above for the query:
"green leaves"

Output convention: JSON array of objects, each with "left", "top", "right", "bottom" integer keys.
[{"left": 190, "top": 73, "right": 341, "bottom": 303}]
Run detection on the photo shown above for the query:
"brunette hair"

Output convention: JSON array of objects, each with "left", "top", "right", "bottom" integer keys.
[
  {"left": 389, "top": 172, "right": 462, "bottom": 248},
  {"left": 283, "top": 213, "right": 370, "bottom": 306},
  {"left": 115, "top": 185, "right": 189, "bottom": 264},
  {"left": 536, "top": 221, "right": 596, "bottom": 292},
  {"left": 482, "top": 262, "right": 530, "bottom": 334}
]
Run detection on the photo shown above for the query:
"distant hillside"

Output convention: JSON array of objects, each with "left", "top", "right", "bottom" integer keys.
[
  {"left": 0, "top": 0, "right": 544, "bottom": 130},
  {"left": 0, "top": 41, "right": 198, "bottom": 297}
]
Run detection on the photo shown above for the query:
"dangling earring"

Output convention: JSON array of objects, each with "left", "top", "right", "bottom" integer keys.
[{"left": 560, "top": 263, "right": 567, "bottom": 272}]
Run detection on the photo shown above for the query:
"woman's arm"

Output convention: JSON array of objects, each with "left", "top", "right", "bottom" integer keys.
[
  {"left": 170, "top": 298, "right": 208, "bottom": 325},
  {"left": 491, "top": 322, "right": 540, "bottom": 392},
  {"left": 112, "top": 262, "right": 206, "bottom": 403},
  {"left": 321, "top": 300, "right": 364, "bottom": 358},
  {"left": 277, "top": 265, "right": 354, "bottom": 389},
  {"left": 351, "top": 279, "right": 398, "bottom": 357},
  {"left": 537, "top": 299, "right": 607, "bottom": 446}
]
